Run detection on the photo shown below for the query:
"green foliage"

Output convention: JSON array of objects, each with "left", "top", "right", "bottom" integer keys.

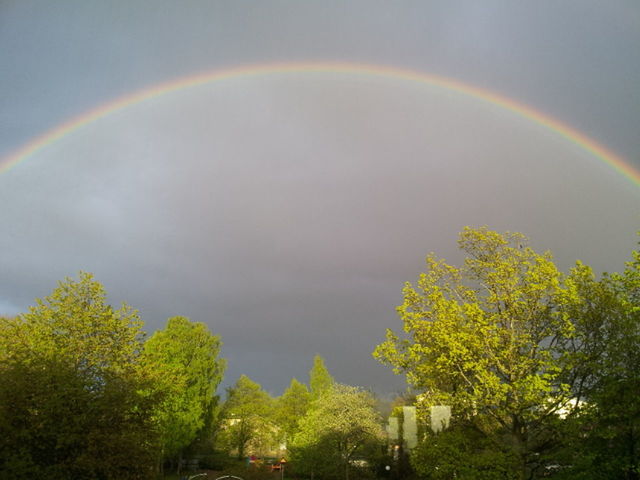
[
  {"left": 551, "top": 249, "right": 640, "bottom": 478},
  {"left": 412, "top": 425, "right": 519, "bottom": 480},
  {"left": 0, "top": 273, "right": 160, "bottom": 479},
  {"left": 291, "top": 384, "right": 383, "bottom": 480},
  {"left": 373, "top": 227, "right": 586, "bottom": 478},
  {"left": 276, "top": 377, "right": 312, "bottom": 441},
  {"left": 220, "top": 375, "right": 275, "bottom": 459},
  {"left": 142, "top": 316, "right": 225, "bottom": 466},
  {"left": 309, "top": 354, "right": 334, "bottom": 400}
]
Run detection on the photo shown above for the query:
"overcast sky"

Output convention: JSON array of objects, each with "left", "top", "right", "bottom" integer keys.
[{"left": 1, "top": 1, "right": 639, "bottom": 395}]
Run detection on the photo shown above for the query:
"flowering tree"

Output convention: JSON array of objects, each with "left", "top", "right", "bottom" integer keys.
[{"left": 292, "top": 384, "right": 382, "bottom": 480}]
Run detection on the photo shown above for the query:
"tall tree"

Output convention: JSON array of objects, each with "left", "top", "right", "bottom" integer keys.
[
  {"left": 220, "top": 375, "right": 274, "bottom": 459},
  {"left": 143, "top": 316, "right": 225, "bottom": 473},
  {"left": 374, "top": 227, "right": 586, "bottom": 479},
  {"left": 556, "top": 251, "right": 640, "bottom": 478},
  {"left": 291, "top": 384, "right": 382, "bottom": 480},
  {"left": 309, "top": 354, "right": 334, "bottom": 400},
  {"left": 0, "top": 273, "right": 160, "bottom": 480},
  {"left": 276, "top": 378, "right": 312, "bottom": 443}
]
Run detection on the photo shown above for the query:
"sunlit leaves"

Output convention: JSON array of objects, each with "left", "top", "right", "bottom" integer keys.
[
  {"left": 373, "top": 227, "right": 581, "bottom": 476},
  {"left": 309, "top": 354, "right": 334, "bottom": 400},
  {"left": 291, "top": 384, "right": 382, "bottom": 480},
  {"left": 219, "top": 375, "right": 275, "bottom": 459},
  {"left": 0, "top": 273, "right": 160, "bottom": 479},
  {"left": 276, "top": 378, "right": 312, "bottom": 441},
  {"left": 142, "top": 316, "right": 225, "bottom": 463}
]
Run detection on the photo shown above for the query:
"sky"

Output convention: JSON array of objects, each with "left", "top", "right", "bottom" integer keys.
[{"left": 1, "top": 1, "right": 639, "bottom": 396}]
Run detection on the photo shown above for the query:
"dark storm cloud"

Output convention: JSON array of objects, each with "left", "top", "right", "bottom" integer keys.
[
  {"left": 2, "top": 75, "right": 639, "bottom": 392},
  {"left": 1, "top": 1, "right": 639, "bottom": 393}
]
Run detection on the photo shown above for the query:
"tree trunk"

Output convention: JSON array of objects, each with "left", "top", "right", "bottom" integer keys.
[
  {"left": 157, "top": 446, "right": 164, "bottom": 477},
  {"left": 158, "top": 458, "right": 164, "bottom": 476},
  {"left": 510, "top": 416, "right": 530, "bottom": 480},
  {"left": 176, "top": 450, "right": 183, "bottom": 476},
  {"left": 238, "top": 443, "right": 245, "bottom": 460}
]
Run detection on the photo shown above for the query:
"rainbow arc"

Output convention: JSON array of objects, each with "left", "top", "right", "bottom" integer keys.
[{"left": 1, "top": 62, "right": 638, "bottom": 187}]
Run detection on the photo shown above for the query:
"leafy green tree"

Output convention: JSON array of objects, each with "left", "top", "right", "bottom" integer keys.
[
  {"left": 143, "top": 316, "right": 225, "bottom": 472},
  {"left": 276, "top": 378, "right": 312, "bottom": 443},
  {"left": 309, "top": 354, "right": 334, "bottom": 400},
  {"left": 373, "top": 227, "right": 586, "bottom": 479},
  {"left": 220, "top": 375, "right": 274, "bottom": 459},
  {"left": 554, "top": 251, "right": 640, "bottom": 479},
  {"left": 291, "top": 384, "right": 382, "bottom": 480},
  {"left": 412, "top": 424, "right": 518, "bottom": 480},
  {"left": 0, "top": 273, "right": 160, "bottom": 480}
]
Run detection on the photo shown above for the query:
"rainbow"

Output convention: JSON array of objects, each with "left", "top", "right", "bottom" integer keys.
[{"left": 2, "top": 61, "right": 639, "bottom": 187}]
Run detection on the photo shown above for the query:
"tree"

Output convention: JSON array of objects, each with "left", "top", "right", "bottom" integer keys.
[
  {"left": 554, "top": 250, "right": 640, "bottom": 478},
  {"left": 291, "top": 384, "right": 383, "bottom": 480},
  {"left": 411, "top": 424, "right": 519, "bottom": 480},
  {"left": 0, "top": 273, "right": 161, "bottom": 480},
  {"left": 373, "top": 227, "right": 585, "bottom": 479},
  {"left": 220, "top": 375, "right": 275, "bottom": 459},
  {"left": 276, "top": 378, "right": 312, "bottom": 443},
  {"left": 142, "top": 316, "right": 225, "bottom": 473},
  {"left": 309, "top": 354, "right": 334, "bottom": 400}
]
